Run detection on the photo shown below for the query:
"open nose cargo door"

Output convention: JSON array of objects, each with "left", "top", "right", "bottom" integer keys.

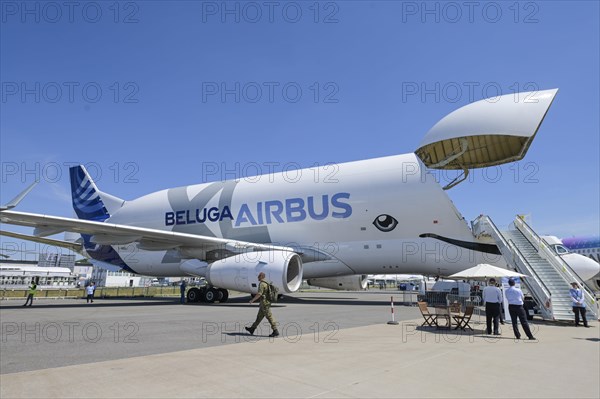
[{"left": 415, "top": 89, "right": 558, "bottom": 189}]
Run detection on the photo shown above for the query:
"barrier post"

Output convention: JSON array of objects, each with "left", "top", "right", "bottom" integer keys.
[{"left": 387, "top": 296, "right": 399, "bottom": 325}]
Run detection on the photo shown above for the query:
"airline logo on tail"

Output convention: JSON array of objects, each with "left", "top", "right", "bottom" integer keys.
[{"left": 69, "top": 166, "right": 110, "bottom": 222}]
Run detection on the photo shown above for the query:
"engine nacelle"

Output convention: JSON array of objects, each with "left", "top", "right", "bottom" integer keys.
[
  {"left": 206, "top": 250, "right": 303, "bottom": 294},
  {"left": 307, "top": 275, "right": 368, "bottom": 291}
]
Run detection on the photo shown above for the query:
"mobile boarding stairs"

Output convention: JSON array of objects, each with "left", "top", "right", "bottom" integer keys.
[{"left": 472, "top": 215, "right": 597, "bottom": 322}]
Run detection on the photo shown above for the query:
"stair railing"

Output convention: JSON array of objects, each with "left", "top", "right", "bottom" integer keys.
[
  {"left": 514, "top": 216, "right": 597, "bottom": 317},
  {"left": 474, "top": 215, "right": 554, "bottom": 320}
]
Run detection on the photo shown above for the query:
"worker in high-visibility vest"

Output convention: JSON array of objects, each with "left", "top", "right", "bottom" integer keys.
[{"left": 23, "top": 279, "right": 37, "bottom": 307}]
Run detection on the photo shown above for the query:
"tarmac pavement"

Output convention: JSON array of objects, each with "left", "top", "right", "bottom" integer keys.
[{"left": 1, "top": 293, "right": 598, "bottom": 398}]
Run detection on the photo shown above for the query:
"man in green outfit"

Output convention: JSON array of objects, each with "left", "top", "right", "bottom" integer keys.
[
  {"left": 23, "top": 278, "right": 37, "bottom": 307},
  {"left": 246, "top": 272, "right": 279, "bottom": 337}
]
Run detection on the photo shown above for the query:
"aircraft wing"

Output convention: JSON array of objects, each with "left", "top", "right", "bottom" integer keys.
[
  {"left": 0, "top": 210, "right": 294, "bottom": 257},
  {"left": 0, "top": 229, "right": 83, "bottom": 252}
]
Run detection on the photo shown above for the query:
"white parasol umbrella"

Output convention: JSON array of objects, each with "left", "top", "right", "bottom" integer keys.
[{"left": 447, "top": 264, "right": 528, "bottom": 281}]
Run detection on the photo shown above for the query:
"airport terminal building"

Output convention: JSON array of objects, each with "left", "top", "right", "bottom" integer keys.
[
  {"left": 0, "top": 254, "right": 150, "bottom": 288},
  {"left": 90, "top": 268, "right": 153, "bottom": 287},
  {"left": 0, "top": 261, "right": 77, "bottom": 288}
]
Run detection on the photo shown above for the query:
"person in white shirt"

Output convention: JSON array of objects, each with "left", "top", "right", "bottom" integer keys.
[
  {"left": 86, "top": 282, "right": 95, "bottom": 303},
  {"left": 482, "top": 278, "right": 502, "bottom": 335},
  {"left": 569, "top": 282, "right": 588, "bottom": 327},
  {"left": 505, "top": 279, "right": 535, "bottom": 340}
]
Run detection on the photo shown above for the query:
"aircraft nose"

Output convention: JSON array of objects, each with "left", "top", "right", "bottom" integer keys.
[{"left": 568, "top": 254, "right": 600, "bottom": 282}]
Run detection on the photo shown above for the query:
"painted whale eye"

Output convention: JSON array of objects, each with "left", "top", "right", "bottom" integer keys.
[{"left": 373, "top": 214, "right": 398, "bottom": 232}]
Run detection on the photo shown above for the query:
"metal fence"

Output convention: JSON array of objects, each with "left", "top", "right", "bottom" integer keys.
[
  {"left": 394, "top": 291, "right": 420, "bottom": 306},
  {"left": 417, "top": 291, "right": 450, "bottom": 307},
  {"left": 446, "top": 294, "right": 482, "bottom": 310},
  {"left": 1, "top": 286, "right": 181, "bottom": 300}
]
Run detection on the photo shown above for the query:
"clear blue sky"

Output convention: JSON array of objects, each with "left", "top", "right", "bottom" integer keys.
[{"left": 1, "top": 1, "right": 599, "bottom": 260}]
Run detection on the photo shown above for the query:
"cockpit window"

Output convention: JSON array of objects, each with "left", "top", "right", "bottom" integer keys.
[{"left": 554, "top": 245, "right": 569, "bottom": 254}]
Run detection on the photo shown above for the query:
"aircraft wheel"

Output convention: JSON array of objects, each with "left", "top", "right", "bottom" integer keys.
[
  {"left": 187, "top": 288, "right": 200, "bottom": 303},
  {"left": 203, "top": 288, "right": 218, "bottom": 303},
  {"left": 218, "top": 289, "right": 229, "bottom": 303}
]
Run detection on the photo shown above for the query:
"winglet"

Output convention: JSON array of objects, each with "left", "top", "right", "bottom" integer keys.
[{"left": 0, "top": 182, "right": 38, "bottom": 211}]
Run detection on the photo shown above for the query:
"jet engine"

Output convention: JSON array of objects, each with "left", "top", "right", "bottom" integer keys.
[
  {"left": 206, "top": 250, "right": 303, "bottom": 294},
  {"left": 307, "top": 275, "right": 368, "bottom": 291}
]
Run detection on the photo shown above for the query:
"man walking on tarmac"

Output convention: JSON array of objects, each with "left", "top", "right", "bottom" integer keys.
[
  {"left": 245, "top": 272, "right": 279, "bottom": 337},
  {"left": 505, "top": 278, "right": 536, "bottom": 340},
  {"left": 86, "top": 282, "right": 96, "bottom": 303}
]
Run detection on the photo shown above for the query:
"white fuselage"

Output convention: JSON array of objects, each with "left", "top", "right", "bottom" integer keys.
[{"left": 97, "top": 153, "right": 502, "bottom": 278}]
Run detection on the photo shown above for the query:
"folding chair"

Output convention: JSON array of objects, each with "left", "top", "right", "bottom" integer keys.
[
  {"left": 449, "top": 302, "right": 461, "bottom": 315},
  {"left": 453, "top": 305, "right": 474, "bottom": 331},
  {"left": 418, "top": 301, "right": 437, "bottom": 327}
]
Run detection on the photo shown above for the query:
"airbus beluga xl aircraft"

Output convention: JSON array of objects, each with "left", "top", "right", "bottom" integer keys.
[{"left": 0, "top": 89, "right": 564, "bottom": 303}]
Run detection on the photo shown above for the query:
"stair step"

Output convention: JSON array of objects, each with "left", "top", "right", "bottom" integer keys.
[{"left": 486, "top": 219, "right": 596, "bottom": 322}]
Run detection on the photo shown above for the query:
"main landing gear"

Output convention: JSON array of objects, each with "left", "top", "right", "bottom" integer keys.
[{"left": 187, "top": 286, "right": 229, "bottom": 303}]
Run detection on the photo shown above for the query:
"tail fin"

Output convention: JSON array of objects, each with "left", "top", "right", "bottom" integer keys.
[{"left": 69, "top": 166, "right": 125, "bottom": 221}]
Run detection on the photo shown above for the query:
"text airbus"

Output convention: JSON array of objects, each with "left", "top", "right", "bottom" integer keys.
[{"left": 165, "top": 193, "right": 352, "bottom": 227}]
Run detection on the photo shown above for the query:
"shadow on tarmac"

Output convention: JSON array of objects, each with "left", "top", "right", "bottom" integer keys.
[
  {"left": 223, "top": 332, "right": 278, "bottom": 339},
  {"left": 412, "top": 325, "right": 535, "bottom": 340},
  {"left": 180, "top": 295, "right": 391, "bottom": 308},
  {"left": 2, "top": 294, "right": 394, "bottom": 310},
  {"left": 574, "top": 337, "right": 600, "bottom": 342}
]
